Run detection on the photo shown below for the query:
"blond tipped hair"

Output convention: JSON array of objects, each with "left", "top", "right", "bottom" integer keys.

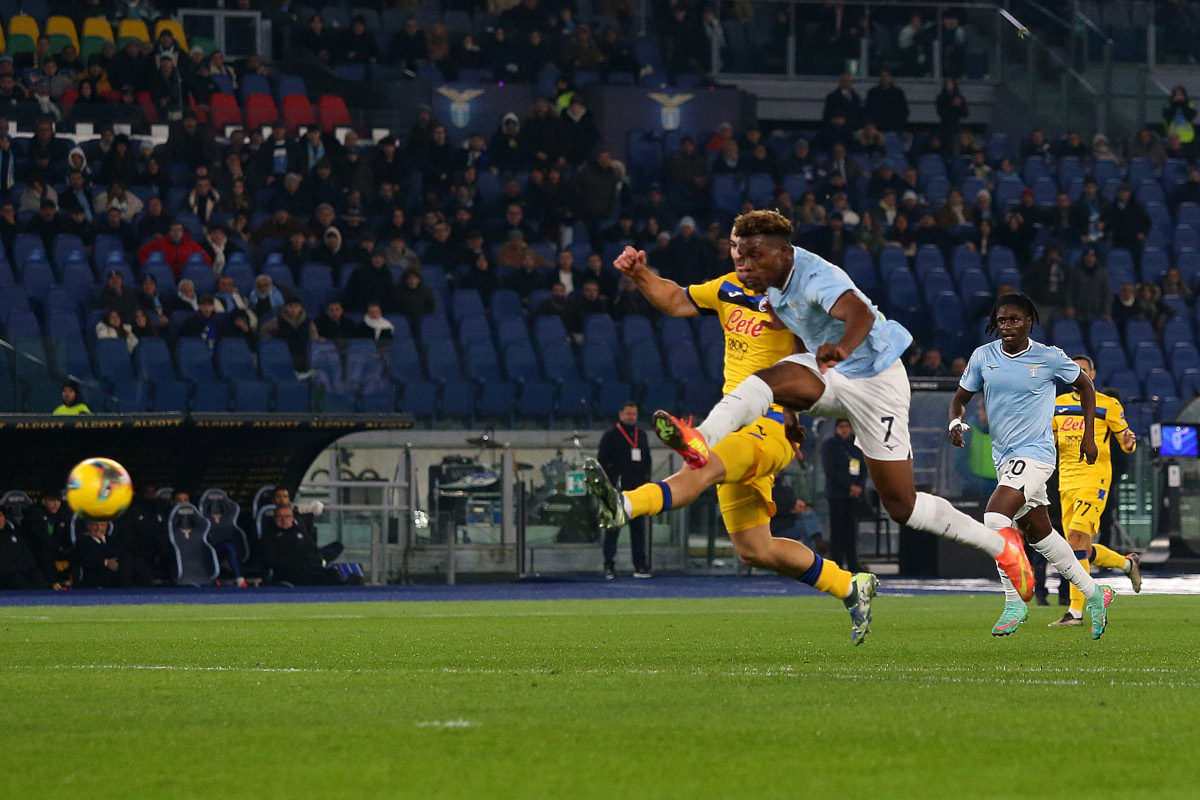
[{"left": 731, "top": 209, "right": 794, "bottom": 241}]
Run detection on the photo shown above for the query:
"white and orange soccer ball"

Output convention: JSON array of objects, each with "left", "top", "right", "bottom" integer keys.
[{"left": 65, "top": 457, "right": 134, "bottom": 521}]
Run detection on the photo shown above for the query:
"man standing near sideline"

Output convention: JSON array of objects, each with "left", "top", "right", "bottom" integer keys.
[
  {"left": 597, "top": 402, "right": 653, "bottom": 579},
  {"left": 822, "top": 419, "right": 866, "bottom": 572}
]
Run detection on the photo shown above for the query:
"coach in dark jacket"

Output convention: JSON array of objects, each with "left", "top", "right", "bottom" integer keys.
[
  {"left": 597, "top": 402, "right": 652, "bottom": 578},
  {"left": 74, "top": 520, "right": 154, "bottom": 588},
  {"left": 821, "top": 419, "right": 866, "bottom": 573},
  {"left": 259, "top": 504, "right": 356, "bottom": 585},
  {"left": 0, "top": 509, "right": 48, "bottom": 589}
]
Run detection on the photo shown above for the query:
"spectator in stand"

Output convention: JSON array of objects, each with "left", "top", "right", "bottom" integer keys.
[
  {"left": 1173, "top": 167, "right": 1200, "bottom": 210},
  {"left": 253, "top": 207, "right": 312, "bottom": 246},
  {"left": 342, "top": 16, "right": 379, "bottom": 66},
  {"left": 388, "top": 17, "right": 427, "bottom": 73},
  {"left": 1070, "top": 177, "right": 1107, "bottom": 245},
  {"left": 94, "top": 181, "right": 142, "bottom": 221},
  {"left": 95, "top": 267, "right": 138, "bottom": 320},
  {"left": 561, "top": 96, "right": 600, "bottom": 167},
  {"left": 1133, "top": 282, "right": 1175, "bottom": 333},
  {"left": 865, "top": 70, "right": 909, "bottom": 132},
  {"left": 259, "top": 298, "right": 318, "bottom": 371},
  {"left": 935, "top": 78, "right": 968, "bottom": 136},
  {"left": 1160, "top": 266, "right": 1194, "bottom": 303},
  {"left": 1056, "top": 130, "right": 1090, "bottom": 160},
  {"left": 165, "top": 278, "right": 200, "bottom": 315},
  {"left": 187, "top": 175, "right": 220, "bottom": 224},
  {"left": 1163, "top": 85, "right": 1196, "bottom": 157},
  {"left": 572, "top": 150, "right": 620, "bottom": 236},
  {"left": 460, "top": 250, "right": 500, "bottom": 305},
  {"left": 488, "top": 113, "right": 528, "bottom": 174},
  {"left": 1127, "top": 126, "right": 1167, "bottom": 168},
  {"left": 95, "top": 308, "right": 138, "bottom": 352},
  {"left": 138, "top": 220, "right": 211, "bottom": 280},
  {"left": 1068, "top": 248, "right": 1113, "bottom": 324},
  {"left": 564, "top": 277, "right": 608, "bottom": 341},
  {"left": 201, "top": 225, "right": 234, "bottom": 275},
  {"left": 136, "top": 274, "right": 168, "bottom": 328},
  {"left": 316, "top": 300, "right": 356, "bottom": 342},
  {"left": 343, "top": 249, "right": 394, "bottom": 313},
  {"left": 250, "top": 274, "right": 286, "bottom": 319},
  {"left": 812, "top": 111, "right": 854, "bottom": 153},
  {"left": 180, "top": 294, "right": 222, "bottom": 343},
  {"left": 392, "top": 267, "right": 436, "bottom": 327},
  {"left": 1104, "top": 184, "right": 1152, "bottom": 262},
  {"left": 25, "top": 197, "right": 64, "bottom": 254},
  {"left": 152, "top": 54, "right": 186, "bottom": 122},
  {"left": 505, "top": 250, "right": 549, "bottom": 310},
  {"left": 354, "top": 302, "right": 395, "bottom": 343},
  {"left": 536, "top": 281, "right": 568, "bottom": 317},
  {"left": 213, "top": 275, "right": 255, "bottom": 325},
  {"left": 1112, "top": 281, "right": 1139, "bottom": 331},
  {"left": 823, "top": 73, "right": 864, "bottom": 127},
  {"left": 665, "top": 136, "right": 709, "bottom": 216},
  {"left": 915, "top": 347, "right": 952, "bottom": 377}
]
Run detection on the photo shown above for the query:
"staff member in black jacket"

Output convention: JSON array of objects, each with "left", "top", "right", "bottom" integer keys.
[
  {"left": 597, "top": 402, "right": 653, "bottom": 579},
  {"left": 821, "top": 419, "right": 867, "bottom": 573}
]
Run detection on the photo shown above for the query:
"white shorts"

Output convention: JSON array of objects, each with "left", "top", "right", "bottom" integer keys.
[
  {"left": 996, "top": 457, "right": 1055, "bottom": 520},
  {"left": 782, "top": 354, "right": 912, "bottom": 462}
]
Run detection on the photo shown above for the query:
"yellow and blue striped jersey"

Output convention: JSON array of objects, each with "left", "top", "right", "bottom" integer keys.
[
  {"left": 685, "top": 273, "right": 795, "bottom": 398},
  {"left": 1052, "top": 391, "right": 1136, "bottom": 492}
]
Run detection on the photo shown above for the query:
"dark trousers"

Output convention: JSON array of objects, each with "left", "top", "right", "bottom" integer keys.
[
  {"left": 828, "top": 498, "right": 861, "bottom": 572},
  {"left": 0, "top": 567, "right": 49, "bottom": 590},
  {"left": 602, "top": 517, "right": 649, "bottom": 572}
]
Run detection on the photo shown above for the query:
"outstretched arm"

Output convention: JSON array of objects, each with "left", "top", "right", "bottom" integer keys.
[
  {"left": 612, "top": 246, "right": 698, "bottom": 318},
  {"left": 947, "top": 387, "right": 977, "bottom": 447},
  {"left": 1072, "top": 371, "right": 1099, "bottom": 464}
]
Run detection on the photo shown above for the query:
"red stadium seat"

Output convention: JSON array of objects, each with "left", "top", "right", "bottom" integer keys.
[
  {"left": 137, "top": 90, "right": 158, "bottom": 122},
  {"left": 188, "top": 95, "right": 208, "bottom": 123},
  {"left": 317, "top": 95, "right": 351, "bottom": 133},
  {"left": 282, "top": 94, "right": 315, "bottom": 134},
  {"left": 209, "top": 93, "right": 243, "bottom": 128},
  {"left": 60, "top": 88, "right": 78, "bottom": 114},
  {"left": 245, "top": 93, "right": 279, "bottom": 130}
]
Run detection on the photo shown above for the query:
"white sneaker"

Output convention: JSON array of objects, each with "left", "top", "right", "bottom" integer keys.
[{"left": 633, "top": 571, "right": 653, "bottom": 579}]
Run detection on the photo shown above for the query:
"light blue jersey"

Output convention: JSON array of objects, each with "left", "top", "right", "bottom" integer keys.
[
  {"left": 767, "top": 246, "right": 913, "bottom": 378},
  {"left": 960, "top": 339, "right": 1081, "bottom": 467}
]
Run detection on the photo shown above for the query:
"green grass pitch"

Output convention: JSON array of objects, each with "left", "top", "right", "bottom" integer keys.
[{"left": 2, "top": 593, "right": 1198, "bottom": 800}]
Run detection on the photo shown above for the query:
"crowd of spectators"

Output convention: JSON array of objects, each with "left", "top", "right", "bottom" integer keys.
[{"left": 0, "top": 484, "right": 357, "bottom": 590}]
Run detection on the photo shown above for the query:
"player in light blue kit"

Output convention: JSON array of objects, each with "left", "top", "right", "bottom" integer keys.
[
  {"left": 654, "top": 210, "right": 1038, "bottom": 612},
  {"left": 949, "top": 293, "right": 1115, "bottom": 639}
]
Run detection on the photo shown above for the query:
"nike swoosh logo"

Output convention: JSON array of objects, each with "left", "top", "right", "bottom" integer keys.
[{"left": 985, "top": 365, "right": 998, "bottom": 370}]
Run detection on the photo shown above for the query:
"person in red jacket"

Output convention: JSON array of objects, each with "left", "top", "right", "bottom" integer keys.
[{"left": 137, "top": 220, "right": 211, "bottom": 279}]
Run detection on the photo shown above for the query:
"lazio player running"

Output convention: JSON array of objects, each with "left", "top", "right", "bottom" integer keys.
[
  {"left": 583, "top": 245, "right": 880, "bottom": 645},
  {"left": 949, "top": 294, "right": 1115, "bottom": 639},
  {"left": 648, "top": 210, "right": 1037, "bottom": 610},
  {"left": 1049, "top": 355, "right": 1142, "bottom": 628}
]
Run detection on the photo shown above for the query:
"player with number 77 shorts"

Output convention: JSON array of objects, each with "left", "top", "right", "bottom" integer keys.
[
  {"left": 948, "top": 292, "right": 1115, "bottom": 640},
  {"left": 651, "top": 210, "right": 1038, "bottom": 618}
]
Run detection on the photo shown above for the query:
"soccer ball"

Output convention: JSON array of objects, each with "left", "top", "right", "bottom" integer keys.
[{"left": 66, "top": 458, "right": 134, "bottom": 521}]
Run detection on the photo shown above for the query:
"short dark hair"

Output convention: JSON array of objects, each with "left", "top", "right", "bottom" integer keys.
[
  {"left": 1072, "top": 354, "right": 1095, "bottom": 371},
  {"left": 731, "top": 209, "right": 794, "bottom": 241},
  {"left": 986, "top": 292, "right": 1040, "bottom": 336}
]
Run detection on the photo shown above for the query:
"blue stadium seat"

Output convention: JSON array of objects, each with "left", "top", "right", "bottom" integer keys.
[
  {"left": 424, "top": 339, "right": 462, "bottom": 382},
  {"left": 134, "top": 338, "right": 176, "bottom": 386},
  {"left": 582, "top": 342, "right": 620, "bottom": 383},
  {"left": 152, "top": 381, "right": 190, "bottom": 412},
  {"left": 232, "top": 380, "right": 270, "bottom": 413},
  {"left": 1124, "top": 319, "right": 1156, "bottom": 349},
  {"left": 628, "top": 341, "right": 663, "bottom": 386},
  {"left": 383, "top": 339, "right": 424, "bottom": 382},
  {"left": 107, "top": 381, "right": 149, "bottom": 412},
  {"left": 464, "top": 341, "right": 504, "bottom": 383},
  {"left": 1106, "top": 369, "right": 1141, "bottom": 402},
  {"left": 1143, "top": 369, "right": 1177, "bottom": 400},
  {"left": 216, "top": 338, "right": 258, "bottom": 383},
  {"left": 503, "top": 342, "right": 542, "bottom": 383},
  {"left": 439, "top": 380, "right": 477, "bottom": 422},
  {"left": 177, "top": 338, "right": 218, "bottom": 385},
  {"left": 258, "top": 339, "right": 302, "bottom": 387},
  {"left": 541, "top": 342, "right": 580, "bottom": 382},
  {"left": 192, "top": 381, "right": 231, "bottom": 412},
  {"left": 477, "top": 382, "right": 516, "bottom": 424},
  {"left": 489, "top": 289, "right": 522, "bottom": 321},
  {"left": 583, "top": 314, "right": 618, "bottom": 350},
  {"left": 1131, "top": 342, "right": 1166, "bottom": 379},
  {"left": 1093, "top": 342, "right": 1128, "bottom": 384},
  {"left": 345, "top": 340, "right": 385, "bottom": 392},
  {"left": 457, "top": 316, "right": 492, "bottom": 346},
  {"left": 451, "top": 289, "right": 486, "bottom": 322}
]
